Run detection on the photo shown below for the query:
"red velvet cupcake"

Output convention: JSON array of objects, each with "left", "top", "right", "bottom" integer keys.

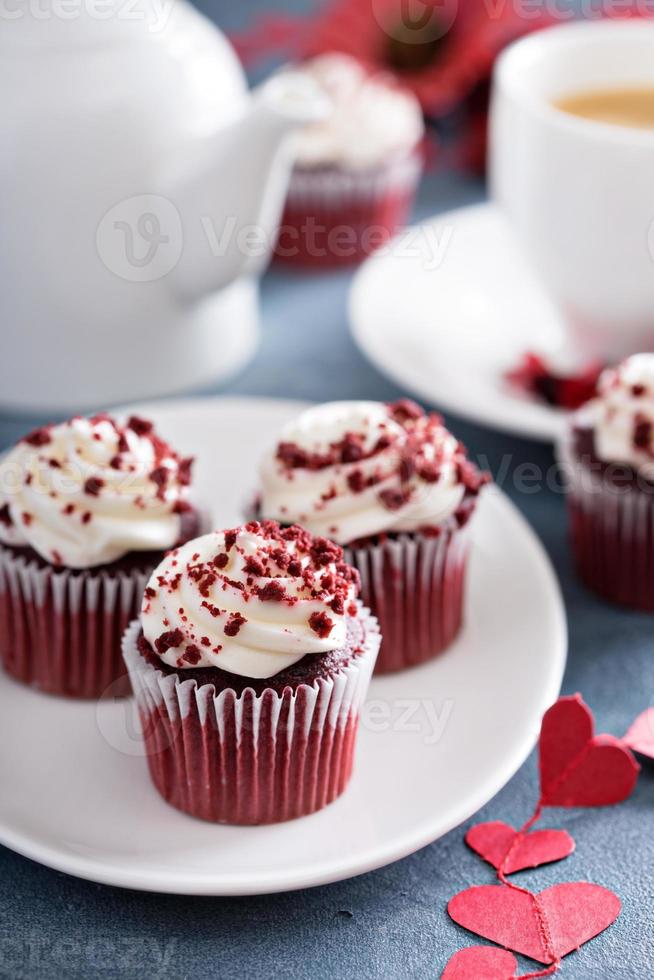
[
  {"left": 258, "top": 400, "right": 489, "bottom": 673},
  {"left": 559, "top": 354, "right": 654, "bottom": 611},
  {"left": 122, "top": 521, "right": 380, "bottom": 825},
  {"left": 0, "top": 414, "right": 198, "bottom": 698},
  {"left": 274, "top": 54, "right": 424, "bottom": 268}
]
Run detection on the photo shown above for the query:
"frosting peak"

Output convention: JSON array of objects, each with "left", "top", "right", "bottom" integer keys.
[
  {"left": 141, "top": 521, "right": 360, "bottom": 678},
  {"left": 581, "top": 354, "right": 654, "bottom": 474},
  {"left": 260, "top": 400, "right": 487, "bottom": 544},
  {"left": 285, "top": 54, "right": 424, "bottom": 169},
  {"left": 0, "top": 414, "right": 193, "bottom": 568}
]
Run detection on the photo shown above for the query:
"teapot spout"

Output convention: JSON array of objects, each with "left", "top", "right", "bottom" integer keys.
[{"left": 167, "top": 73, "right": 329, "bottom": 301}]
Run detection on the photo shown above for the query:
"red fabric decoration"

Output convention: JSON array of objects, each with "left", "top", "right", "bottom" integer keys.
[
  {"left": 448, "top": 883, "right": 621, "bottom": 966},
  {"left": 539, "top": 695, "right": 640, "bottom": 808},
  {"left": 624, "top": 708, "right": 654, "bottom": 760},
  {"left": 505, "top": 353, "right": 602, "bottom": 410},
  {"left": 466, "top": 822, "right": 575, "bottom": 875},
  {"left": 300, "top": 0, "right": 553, "bottom": 117}
]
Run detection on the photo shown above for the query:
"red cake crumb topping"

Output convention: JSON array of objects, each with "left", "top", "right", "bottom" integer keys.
[
  {"left": 224, "top": 613, "right": 247, "bottom": 636},
  {"left": 389, "top": 398, "right": 423, "bottom": 423},
  {"left": 84, "top": 477, "right": 105, "bottom": 497},
  {"left": 633, "top": 415, "right": 653, "bottom": 453},
  {"left": 178, "top": 457, "right": 194, "bottom": 486},
  {"left": 181, "top": 645, "right": 201, "bottom": 665},
  {"left": 155, "top": 628, "right": 184, "bottom": 654},
  {"left": 258, "top": 580, "right": 287, "bottom": 601},
  {"left": 309, "top": 611, "right": 334, "bottom": 638},
  {"left": 22, "top": 426, "right": 52, "bottom": 447},
  {"left": 379, "top": 487, "right": 412, "bottom": 511},
  {"left": 127, "top": 415, "right": 153, "bottom": 436}
]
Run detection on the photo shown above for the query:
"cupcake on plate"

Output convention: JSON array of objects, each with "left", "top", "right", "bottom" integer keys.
[
  {"left": 275, "top": 53, "right": 424, "bottom": 268},
  {"left": 122, "top": 520, "right": 380, "bottom": 824},
  {"left": 0, "top": 414, "right": 198, "bottom": 698},
  {"left": 559, "top": 354, "right": 654, "bottom": 611},
  {"left": 258, "top": 400, "right": 489, "bottom": 673}
]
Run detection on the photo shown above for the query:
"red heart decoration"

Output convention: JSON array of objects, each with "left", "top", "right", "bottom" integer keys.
[
  {"left": 442, "top": 946, "right": 519, "bottom": 979},
  {"left": 539, "top": 695, "right": 639, "bottom": 807},
  {"left": 624, "top": 708, "right": 654, "bottom": 760},
  {"left": 448, "top": 882, "right": 621, "bottom": 965},
  {"left": 466, "top": 821, "right": 575, "bottom": 874}
]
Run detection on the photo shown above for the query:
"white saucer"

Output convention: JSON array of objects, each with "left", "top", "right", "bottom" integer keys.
[
  {"left": 0, "top": 397, "right": 566, "bottom": 894},
  {"left": 350, "top": 203, "right": 571, "bottom": 442}
]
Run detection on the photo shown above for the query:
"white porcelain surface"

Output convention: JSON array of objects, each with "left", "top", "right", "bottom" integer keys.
[
  {"left": 350, "top": 203, "right": 569, "bottom": 442},
  {"left": 491, "top": 20, "right": 654, "bottom": 361},
  {"left": 0, "top": 397, "right": 566, "bottom": 895},
  {"left": 0, "top": 2, "right": 326, "bottom": 412}
]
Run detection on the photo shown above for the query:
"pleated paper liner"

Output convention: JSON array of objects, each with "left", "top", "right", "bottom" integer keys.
[
  {"left": 559, "top": 437, "right": 654, "bottom": 611},
  {"left": 345, "top": 521, "right": 471, "bottom": 674},
  {"left": 274, "top": 147, "right": 423, "bottom": 268},
  {"left": 0, "top": 545, "right": 150, "bottom": 698},
  {"left": 122, "top": 606, "right": 380, "bottom": 825}
]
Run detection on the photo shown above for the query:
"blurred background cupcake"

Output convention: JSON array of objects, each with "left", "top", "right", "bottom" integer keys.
[
  {"left": 123, "top": 520, "right": 380, "bottom": 824},
  {"left": 559, "top": 354, "right": 654, "bottom": 612},
  {"left": 258, "top": 399, "right": 489, "bottom": 672},
  {"left": 0, "top": 414, "right": 199, "bottom": 698},
  {"left": 274, "top": 53, "right": 424, "bottom": 268}
]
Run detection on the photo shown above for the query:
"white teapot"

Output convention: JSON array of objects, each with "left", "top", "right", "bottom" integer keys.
[{"left": 0, "top": 0, "right": 326, "bottom": 412}]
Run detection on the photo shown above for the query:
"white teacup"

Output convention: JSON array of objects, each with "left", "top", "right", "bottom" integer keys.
[{"left": 490, "top": 20, "right": 654, "bottom": 363}]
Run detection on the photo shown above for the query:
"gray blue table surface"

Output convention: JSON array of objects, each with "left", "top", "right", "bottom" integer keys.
[{"left": 2, "top": 2, "right": 653, "bottom": 978}]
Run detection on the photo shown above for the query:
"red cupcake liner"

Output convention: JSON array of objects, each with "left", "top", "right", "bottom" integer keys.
[
  {"left": 121, "top": 607, "right": 380, "bottom": 825},
  {"left": 345, "top": 522, "right": 471, "bottom": 674},
  {"left": 0, "top": 546, "right": 150, "bottom": 698},
  {"left": 274, "top": 147, "right": 423, "bottom": 268},
  {"left": 559, "top": 441, "right": 654, "bottom": 611}
]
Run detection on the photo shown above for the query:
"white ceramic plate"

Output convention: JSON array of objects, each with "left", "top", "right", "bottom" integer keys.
[
  {"left": 350, "top": 203, "right": 571, "bottom": 442},
  {"left": 0, "top": 397, "right": 566, "bottom": 894}
]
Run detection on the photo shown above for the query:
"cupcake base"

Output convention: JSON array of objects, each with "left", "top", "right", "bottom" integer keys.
[
  {"left": 122, "top": 608, "right": 380, "bottom": 825},
  {"left": 345, "top": 522, "right": 471, "bottom": 674},
  {"left": 274, "top": 148, "right": 423, "bottom": 268},
  {"left": 560, "top": 439, "right": 654, "bottom": 611},
  {"left": 0, "top": 546, "right": 150, "bottom": 698}
]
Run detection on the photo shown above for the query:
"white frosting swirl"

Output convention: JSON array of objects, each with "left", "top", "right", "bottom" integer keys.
[
  {"left": 580, "top": 354, "right": 654, "bottom": 474},
  {"left": 0, "top": 415, "right": 193, "bottom": 568},
  {"left": 141, "top": 522, "right": 359, "bottom": 679},
  {"left": 259, "top": 400, "right": 478, "bottom": 544},
  {"left": 285, "top": 54, "right": 424, "bottom": 169}
]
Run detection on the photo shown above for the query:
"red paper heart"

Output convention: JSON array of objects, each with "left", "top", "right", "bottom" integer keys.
[
  {"left": 539, "top": 695, "right": 639, "bottom": 806},
  {"left": 624, "top": 708, "right": 654, "bottom": 760},
  {"left": 442, "top": 946, "right": 519, "bottom": 979},
  {"left": 466, "top": 821, "right": 575, "bottom": 874},
  {"left": 448, "top": 882, "right": 621, "bottom": 965}
]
